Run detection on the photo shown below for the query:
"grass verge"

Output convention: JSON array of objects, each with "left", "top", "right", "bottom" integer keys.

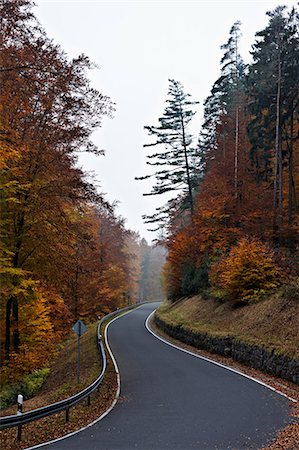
[{"left": 156, "top": 293, "right": 299, "bottom": 359}]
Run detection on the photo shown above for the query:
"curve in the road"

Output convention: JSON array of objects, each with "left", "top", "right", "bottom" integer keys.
[
  {"left": 145, "top": 310, "right": 296, "bottom": 404},
  {"left": 37, "top": 302, "right": 292, "bottom": 450}
]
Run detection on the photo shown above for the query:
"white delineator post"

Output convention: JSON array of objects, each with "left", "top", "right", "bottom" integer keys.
[{"left": 17, "top": 394, "right": 23, "bottom": 440}]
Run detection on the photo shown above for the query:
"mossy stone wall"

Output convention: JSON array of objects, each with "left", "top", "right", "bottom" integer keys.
[{"left": 155, "top": 314, "right": 299, "bottom": 385}]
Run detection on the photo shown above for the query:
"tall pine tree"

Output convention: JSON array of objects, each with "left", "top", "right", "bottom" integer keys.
[
  {"left": 246, "top": 6, "right": 299, "bottom": 244},
  {"left": 198, "top": 21, "right": 245, "bottom": 166},
  {"left": 136, "top": 79, "right": 199, "bottom": 230}
]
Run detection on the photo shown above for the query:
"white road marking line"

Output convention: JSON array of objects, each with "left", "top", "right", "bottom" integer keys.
[
  {"left": 26, "top": 307, "right": 142, "bottom": 450},
  {"left": 145, "top": 309, "right": 297, "bottom": 404}
]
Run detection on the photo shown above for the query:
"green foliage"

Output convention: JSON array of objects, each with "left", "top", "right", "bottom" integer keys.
[
  {"left": 21, "top": 368, "right": 50, "bottom": 398},
  {"left": 0, "top": 368, "right": 50, "bottom": 409},
  {"left": 208, "top": 287, "right": 226, "bottom": 302},
  {"left": 246, "top": 6, "right": 298, "bottom": 182},
  {"left": 181, "top": 260, "right": 210, "bottom": 297},
  {"left": 136, "top": 79, "right": 199, "bottom": 228}
]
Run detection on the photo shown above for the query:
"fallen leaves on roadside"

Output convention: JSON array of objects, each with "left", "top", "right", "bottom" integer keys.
[{"left": 0, "top": 362, "right": 118, "bottom": 450}]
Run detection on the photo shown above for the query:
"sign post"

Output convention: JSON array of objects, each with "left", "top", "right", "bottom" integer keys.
[{"left": 72, "top": 320, "right": 87, "bottom": 383}]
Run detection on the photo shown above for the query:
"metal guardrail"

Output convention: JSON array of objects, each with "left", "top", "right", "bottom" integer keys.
[{"left": 0, "top": 303, "right": 141, "bottom": 437}]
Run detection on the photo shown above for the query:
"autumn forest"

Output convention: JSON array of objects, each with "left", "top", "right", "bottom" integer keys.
[
  {"left": 1, "top": 0, "right": 298, "bottom": 397},
  {"left": 138, "top": 7, "right": 298, "bottom": 305},
  {"left": 0, "top": 0, "right": 165, "bottom": 386}
]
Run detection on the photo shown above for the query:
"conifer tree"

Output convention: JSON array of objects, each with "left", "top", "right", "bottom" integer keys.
[
  {"left": 198, "top": 21, "right": 245, "bottom": 172},
  {"left": 246, "top": 6, "right": 299, "bottom": 242},
  {"left": 136, "top": 79, "right": 199, "bottom": 230}
]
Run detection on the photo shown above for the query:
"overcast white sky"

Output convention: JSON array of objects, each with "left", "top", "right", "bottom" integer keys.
[{"left": 35, "top": 0, "right": 296, "bottom": 243}]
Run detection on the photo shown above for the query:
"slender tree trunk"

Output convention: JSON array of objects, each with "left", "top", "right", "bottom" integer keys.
[
  {"left": 272, "top": 40, "right": 282, "bottom": 245},
  {"left": 5, "top": 298, "right": 13, "bottom": 360},
  {"left": 182, "top": 139, "right": 194, "bottom": 216},
  {"left": 179, "top": 103, "right": 194, "bottom": 216},
  {"left": 292, "top": 175, "right": 297, "bottom": 216},
  {"left": 12, "top": 298, "right": 20, "bottom": 352},
  {"left": 235, "top": 105, "right": 239, "bottom": 201},
  {"left": 73, "top": 258, "right": 80, "bottom": 317},
  {"left": 7, "top": 213, "right": 26, "bottom": 357},
  {"left": 287, "top": 25, "right": 297, "bottom": 232},
  {"left": 288, "top": 103, "right": 294, "bottom": 227},
  {"left": 278, "top": 133, "right": 283, "bottom": 212},
  {"left": 273, "top": 58, "right": 282, "bottom": 213},
  {"left": 234, "top": 33, "right": 239, "bottom": 202}
]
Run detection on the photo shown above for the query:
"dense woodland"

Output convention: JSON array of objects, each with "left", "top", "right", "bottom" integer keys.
[
  {"left": 0, "top": 0, "right": 162, "bottom": 385},
  {"left": 0, "top": 1, "right": 298, "bottom": 390},
  {"left": 139, "top": 6, "right": 299, "bottom": 303}
]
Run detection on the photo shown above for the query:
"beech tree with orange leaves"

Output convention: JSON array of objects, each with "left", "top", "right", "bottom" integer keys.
[{"left": 0, "top": 0, "right": 142, "bottom": 387}]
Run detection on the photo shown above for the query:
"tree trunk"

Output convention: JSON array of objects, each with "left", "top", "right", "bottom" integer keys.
[
  {"left": 273, "top": 52, "right": 282, "bottom": 247},
  {"left": 234, "top": 32, "right": 239, "bottom": 202},
  {"left": 183, "top": 139, "right": 194, "bottom": 216},
  {"left": 12, "top": 298, "right": 20, "bottom": 352},
  {"left": 179, "top": 104, "right": 194, "bottom": 216},
  {"left": 235, "top": 105, "right": 239, "bottom": 201},
  {"left": 288, "top": 103, "right": 294, "bottom": 227},
  {"left": 273, "top": 50, "right": 282, "bottom": 236},
  {"left": 278, "top": 132, "right": 283, "bottom": 212},
  {"left": 5, "top": 297, "right": 13, "bottom": 360},
  {"left": 274, "top": 59, "right": 281, "bottom": 211},
  {"left": 9, "top": 212, "right": 26, "bottom": 355}
]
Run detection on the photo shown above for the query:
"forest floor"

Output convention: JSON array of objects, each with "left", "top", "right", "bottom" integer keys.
[
  {"left": 153, "top": 294, "right": 299, "bottom": 449},
  {"left": 0, "top": 321, "right": 118, "bottom": 450}
]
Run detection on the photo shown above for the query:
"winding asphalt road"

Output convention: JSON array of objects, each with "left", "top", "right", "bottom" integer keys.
[{"left": 44, "top": 302, "right": 291, "bottom": 449}]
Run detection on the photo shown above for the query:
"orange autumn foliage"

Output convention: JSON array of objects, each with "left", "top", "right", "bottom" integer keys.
[
  {"left": 210, "top": 238, "right": 283, "bottom": 303},
  {"left": 163, "top": 98, "right": 297, "bottom": 301},
  {"left": 163, "top": 231, "right": 191, "bottom": 299},
  {"left": 0, "top": 283, "right": 70, "bottom": 383},
  {"left": 0, "top": 0, "right": 142, "bottom": 387}
]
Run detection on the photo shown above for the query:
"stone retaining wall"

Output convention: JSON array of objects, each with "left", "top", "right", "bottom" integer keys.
[{"left": 154, "top": 314, "right": 299, "bottom": 385}]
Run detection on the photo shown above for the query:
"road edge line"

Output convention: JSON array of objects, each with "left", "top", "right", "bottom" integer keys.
[
  {"left": 145, "top": 310, "right": 297, "bottom": 404},
  {"left": 25, "top": 307, "right": 142, "bottom": 450}
]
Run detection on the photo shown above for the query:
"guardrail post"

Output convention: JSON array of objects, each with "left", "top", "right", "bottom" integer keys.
[
  {"left": 17, "top": 424, "right": 22, "bottom": 441},
  {"left": 87, "top": 395, "right": 91, "bottom": 406},
  {"left": 17, "top": 394, "right": 23, "bottom": 441},
  {"left": 65, "top": 407, "right": 70, "bottom": 422}
]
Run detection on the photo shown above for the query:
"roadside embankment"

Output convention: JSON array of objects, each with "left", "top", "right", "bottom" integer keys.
[
  {"left": 155, "top": 295, "right": 299, "bottom": 384},
  {"left": 0, "top": 320, "right": 118, "bottom": 450}
]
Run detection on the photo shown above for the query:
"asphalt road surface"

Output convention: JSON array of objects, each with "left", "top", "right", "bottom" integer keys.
[{"left": 44, "top": 302, "right": 291, "bottom": 449}]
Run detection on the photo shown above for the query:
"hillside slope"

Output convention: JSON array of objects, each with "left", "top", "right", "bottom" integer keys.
[{"left": 156, "top": 293, "right": 299, "bottom": 359}]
